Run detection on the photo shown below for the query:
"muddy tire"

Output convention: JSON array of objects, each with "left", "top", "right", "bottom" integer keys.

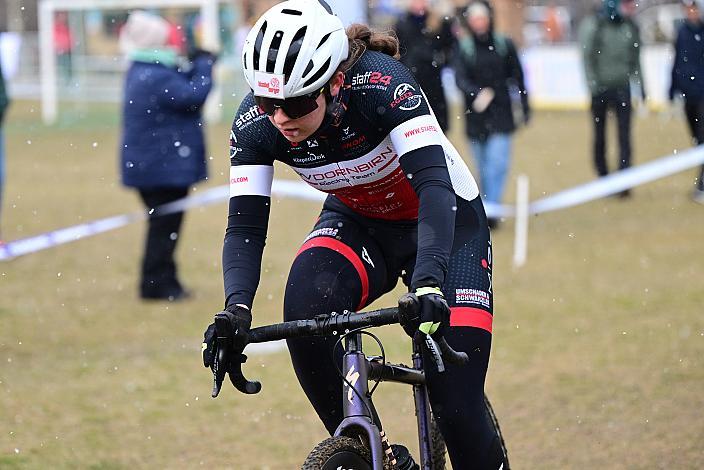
[{"left": 302, "top": 436, "right": 372, "bottom": 470}]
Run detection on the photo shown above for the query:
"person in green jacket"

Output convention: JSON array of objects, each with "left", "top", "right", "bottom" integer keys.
[
  {"left": 0, "top": 49, "right": 9, "bottom": 239},
  {"left": 579, "top": 0, "right": 644, "bottom": 196}
]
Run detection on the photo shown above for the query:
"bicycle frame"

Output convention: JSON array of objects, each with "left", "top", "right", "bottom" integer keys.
[
  {"left": 230, "top": 306, "right": 467, "bottom": 469},
  {"left": 335, "top": 331, "right": 436, "bottom": 470}
]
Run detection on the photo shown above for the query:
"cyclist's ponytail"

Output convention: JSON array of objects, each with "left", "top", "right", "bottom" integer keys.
[{"left": 339, "top": 23, "right": 400, "bottom": 72}]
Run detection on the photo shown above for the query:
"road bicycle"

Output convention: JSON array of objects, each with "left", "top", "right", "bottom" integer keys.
[{"left": 210, "top": 294, "right": 497, "bottom": 469}]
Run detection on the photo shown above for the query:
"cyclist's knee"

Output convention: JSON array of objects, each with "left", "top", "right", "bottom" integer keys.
[{"left": 284, "top": 246, "right": 364, "bottom": 321}]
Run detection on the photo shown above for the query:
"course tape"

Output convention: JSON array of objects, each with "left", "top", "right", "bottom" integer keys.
[
  {"left": 529, "top": 145, "right": 704, "bottom": 214},
  {"left": 1, "top": 146, "right": 702, "bottom": 262}
]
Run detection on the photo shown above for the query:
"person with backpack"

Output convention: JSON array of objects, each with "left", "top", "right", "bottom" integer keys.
[
  {"left": 452, "top": 0, "right": 530, "bottom": 228},
  {"left": 580, "top": 0, "right": 644, "bottom": 195},
  {"left": 670, "top": 0, "right": 704, "bottom": 204}
]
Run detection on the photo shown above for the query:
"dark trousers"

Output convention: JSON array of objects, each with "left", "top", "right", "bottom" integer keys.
[
  {"left": 591, "top": 87, "right": 632, "bottom": 176},
  {"left": 137, "top": 187, "right": 189, "bottom": 296},
  {"left": 684, "top": 98, "right": 704, "bottom": 191}
]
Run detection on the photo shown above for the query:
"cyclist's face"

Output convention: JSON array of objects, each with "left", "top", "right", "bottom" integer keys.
[
  {"left": 268, "top": 93, "right": 327, "bottom": 142},
  {"left": 268, "top": 72, "right": 345, "bottom": 143}
]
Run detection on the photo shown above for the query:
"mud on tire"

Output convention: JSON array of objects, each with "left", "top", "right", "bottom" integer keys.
[{"left": 302, "top": 436, "right": 372, "bottom": 470}]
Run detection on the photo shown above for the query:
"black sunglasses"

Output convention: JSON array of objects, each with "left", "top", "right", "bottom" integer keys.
[{"left": 255, "top": 87, "right": 325, "bottom": 119}]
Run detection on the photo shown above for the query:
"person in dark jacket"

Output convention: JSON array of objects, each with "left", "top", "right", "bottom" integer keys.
[
  {"left": 670, "top": 0, "right": 704, "bottom": 204},
  {"left": 452, "top": 1, "right": 530, "bottom": 227},
  {"left": 119, "top": 10, "right": 214, "bottom": 300},
  {"left": 579, "top": 0, "right": 644, "bottom": 195},
  {"left": 395, "top": 0, "right": 456, "bottom": 131},
  {"left": 0, "top": 49, "right": 9, "bottom": 241}
]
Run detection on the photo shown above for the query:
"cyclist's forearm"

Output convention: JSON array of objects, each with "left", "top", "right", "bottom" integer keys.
[
  {"left": 400, "top": 146, "right": 456, "bottom": 290},
  {"left": 222, "top": 195, "right": 271, "bottom": 308}
]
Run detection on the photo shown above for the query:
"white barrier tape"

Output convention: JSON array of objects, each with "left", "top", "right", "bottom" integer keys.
[
  {"left": 2, "top": 145, "right": 703, "bottom": 262},
  {"left": 0, "top": 179, "right": 327, "bottom": 262},
  {"left": 529, "top": 146, "right": 704, "bottom": 215}
]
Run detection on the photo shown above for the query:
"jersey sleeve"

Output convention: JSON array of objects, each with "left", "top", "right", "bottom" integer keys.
[
  {"left": 350, "top": 52, "right": 444, "bottom": 158},
  {"left": 223, "top": 95, "right": 278, "bottom": 308}
]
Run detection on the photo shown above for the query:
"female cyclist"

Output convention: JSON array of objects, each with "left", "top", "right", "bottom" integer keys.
[{"left": 203, "top": 1, "right": 507, "bottom": 468}]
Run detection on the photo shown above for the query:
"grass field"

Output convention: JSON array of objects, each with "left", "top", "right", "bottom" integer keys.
[{"left": 1, "top": 100, "right": 703, "bottom": 469}]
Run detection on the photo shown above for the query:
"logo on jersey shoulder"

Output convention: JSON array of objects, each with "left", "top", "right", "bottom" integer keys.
[
  {"left": 235, "top": 104, "right": 264, "bottom": 130},
  {"left": 352, "top": 71, "right": 393, "bottom": 88},
  {"left": 229, "top": 130, "right": 243, "bottom": 158},
  {"left": 389, "top": 83, "right": 422, "bottom": 111}
]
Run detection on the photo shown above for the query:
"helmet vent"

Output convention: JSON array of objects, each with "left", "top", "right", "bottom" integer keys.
[
  {"left": 317, "top": 0, "right": 333, "bottom": 14},
  {"left": 302, "top": 57, "right": 331, "bottom": 89},
  {"left": 283, "top": 27, "right": 307, "bottom": 81},
  {"left": 253, "top": 21, "right": 267, "bottom": 69},
  {"left": 281, "top": 8, "right": 303, "bottom": 15},
  {"left": 317, "top": 32, "right": 331, "bottom": 49},
  {"left": 267, "top": 31, "right": 284, "bottom": 72}
]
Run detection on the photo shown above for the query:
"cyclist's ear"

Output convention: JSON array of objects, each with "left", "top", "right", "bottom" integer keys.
[{"left": 328, "top": 71, "right": 345, "bottom": 97}]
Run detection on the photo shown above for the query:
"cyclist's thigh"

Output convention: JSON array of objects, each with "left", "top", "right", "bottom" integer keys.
[
  {"left": 425, "top": 196, "right": 501, "bottom": 469},
  {"left": 284, "top": 209, "right": 390, "bottom": 321}
]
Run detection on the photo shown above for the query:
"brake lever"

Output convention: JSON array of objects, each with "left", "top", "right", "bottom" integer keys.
[
  {"left": 436, "top": 337, "right": 470, "bottom": 366},
  {"left": 227, "top": 354, "right": 262, "bottom": 395},
  {"left": 212, "top": 313, "right": 262, "bottom": 396}
]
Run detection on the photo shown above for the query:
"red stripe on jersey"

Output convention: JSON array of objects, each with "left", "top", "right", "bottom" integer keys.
[
  {"left": 296, "top": 237, "right": 369, "bottom": 310},
  {"left": 450, "top": 307, "right": 493, "bottom": 333}
]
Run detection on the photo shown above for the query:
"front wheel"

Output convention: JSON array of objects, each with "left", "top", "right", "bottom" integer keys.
[{"left": 302, "top": 436, "right": 372, "bottom": 470}]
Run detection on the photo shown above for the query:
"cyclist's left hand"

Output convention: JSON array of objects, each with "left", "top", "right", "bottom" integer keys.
[
  {"left": 398, "top": 287, "right": 450, "bottom": 342},
  {"left": 414, "top": 287, "right": 450, "bottom": 342}
]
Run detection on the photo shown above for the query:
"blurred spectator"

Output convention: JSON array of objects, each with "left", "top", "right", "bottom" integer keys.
[
  {"left": 0, "top": 49, "right": 8, "bottom": 242},
  {"left": 579, "top": 0, "right": 644, "bottom": 196},
  {"left": 452, "top": 1, "right": 530, "bottom": 228},
  {"left": 54, "top": 12, "right": 74, "bottom": 84},
  {"left": 118, "top": 10, "right": 214, "bottom": 301},
  {"left": 395, "top": 0, "right": 456, "bottom": 131},
  {"left": 669, "top": 0, "right": 704, "bottom": 204},
  {"left": 544, "top": 2, "right": 564, "bottom": 43}
]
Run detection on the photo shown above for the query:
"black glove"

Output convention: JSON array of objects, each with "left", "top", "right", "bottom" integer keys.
[
  {"left": 398, "top": 287, "right": 450, "bottom": 343},
  {"left": 202, "top": 305, "right": 252, "bottom": 397}
]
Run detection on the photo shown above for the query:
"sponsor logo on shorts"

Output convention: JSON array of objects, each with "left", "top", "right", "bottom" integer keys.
[
  {"left": 303, "top": 227, "right": 339, "bottom": 242},
  {"left": 455, "top": 288, "right": 491, "bottom": 309}
]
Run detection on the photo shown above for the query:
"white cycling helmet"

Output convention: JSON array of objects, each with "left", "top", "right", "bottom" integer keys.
[{"left": 242, "top": 0, "right": 349, "bottom": 99}]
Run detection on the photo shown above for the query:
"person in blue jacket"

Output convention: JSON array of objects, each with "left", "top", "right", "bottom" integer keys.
[
  {"left": 119, "top": 10, "right": 214, "bottom": 300},
  {"left": 670, "top": 0, "right": 704, "bottom": 204}
]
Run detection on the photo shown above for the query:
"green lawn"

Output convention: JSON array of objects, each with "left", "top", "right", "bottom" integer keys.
[{"left": 1, "top": 100, "right": 703, "bottom": 468}]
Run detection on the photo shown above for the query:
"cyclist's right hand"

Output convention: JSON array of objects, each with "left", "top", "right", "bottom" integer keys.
[{"left": 202, "top": 305, "right": 252, "bottom": 397}]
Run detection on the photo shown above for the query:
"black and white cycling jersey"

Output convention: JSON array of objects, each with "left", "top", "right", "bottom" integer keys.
[
  {"left": 224, "top": 50, "right": 480, "bottom": 308},
  {"left": 228, "top": 50, "right": 478, "bottom": 220}
]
